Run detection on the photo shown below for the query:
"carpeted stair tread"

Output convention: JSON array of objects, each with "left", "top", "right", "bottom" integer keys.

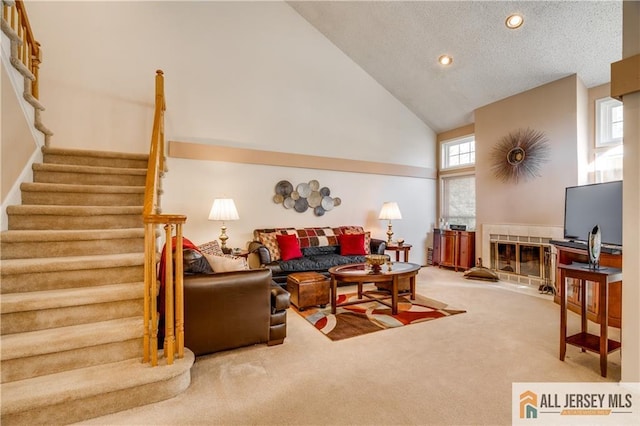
[
  {"left": 0, "top": 349, "right": 194, "bottom": 417},
  {"left": 1, "top": 317, "right": 143, "bottom": 361},
  {"left": 1, "top": 282, "right": 144, "bottom": 314},
  {"left": 6, "top": 205, "right": 143, "bottom": 230},
  {"left": 32, "top": 163, "right": 147, "bottom": 186},
  {"left": 42, "top": 147, "right": 149, "bottom": 169},
  {"left": 1, "top": 252, "right": 144, "bottom": 275},
  {"left": 6, "top": 205, "right": 143, "bottom": 215},
  {"left": 19, "top": 183, "right": 145, "bottom": 207},
  {"left": 0, "top": 229, "right": 147, "bottom": 259},
  {"left": 33, "top": 162, "right": 147, "bottom": 176},
  {"left": 20, "top": 182, "right": 145, "bottom": 194},
  {"left": 0, "top": 228, "right": 144, "bottom": 243},
  {"left": 42, "top": 147, "right": 148, "bottom": 162}
]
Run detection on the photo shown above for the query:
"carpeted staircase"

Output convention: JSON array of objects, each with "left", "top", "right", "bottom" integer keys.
[{"left": 0, "top": 147, "right": 193, "bottom": 425}]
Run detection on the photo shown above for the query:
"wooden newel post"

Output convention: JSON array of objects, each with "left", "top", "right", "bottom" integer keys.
[
  {"left": 144, "top": 220, "right": 159, "bottom": 366},
  {"left": 174, "top": 225, "right": 185, "bottom": 359},
  {"left": 163, "top": 224, "right": 175, "bottom": 365}
]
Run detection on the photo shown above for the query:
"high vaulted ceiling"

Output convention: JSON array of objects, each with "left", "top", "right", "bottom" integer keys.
[{"left": 288, "top": 1, "right": 622, "bottom": 133}]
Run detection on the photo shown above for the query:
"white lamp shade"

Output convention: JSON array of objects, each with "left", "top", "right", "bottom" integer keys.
[
  {"left": 378, "top": 202, "right": 402, "bottom": 220},
  {"left": 208, "top": 198, "right": 239, "bottom": 221}
]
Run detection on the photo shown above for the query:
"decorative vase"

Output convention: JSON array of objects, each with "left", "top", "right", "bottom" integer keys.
[
  {"left": 588, "top": 225, "right": 601, "bottom": 270},
  {"left": 365, "top": 254, "right": 387, "bottom": 273}
]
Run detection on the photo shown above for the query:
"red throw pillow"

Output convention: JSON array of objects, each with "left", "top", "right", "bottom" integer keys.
[
  {"left": 338, "top": 233, "right": 366, "bottom": 255},
  {"left": 276, "top": 234, "right": 303, "bottom": 261}
]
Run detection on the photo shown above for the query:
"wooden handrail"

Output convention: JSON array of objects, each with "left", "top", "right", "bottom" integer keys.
[
  {"left": 143, "top": 70, "right": 166, "bottom": 218},
  {"left": 142, "top": 70, "right": 186, "bottom": 366},
  {"left": 3, "top": 1, "right": 42, "bottom": 98}
]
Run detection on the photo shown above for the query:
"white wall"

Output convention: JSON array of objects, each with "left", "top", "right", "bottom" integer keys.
[
  {"left": 1, "top": 65, "right": 37, "bottom": 201},
  {"left": 620, "top": 0, "right": 640, "bottom": 383},
  {"left": 165, "top": 158, "right": 434, "bottom": 254},
  {"left": 474, "top": 75, "right": 582, "bottom": 262},
  {"left": 1, "top": 31, "right": 44, "bottom": 230},
  {"left": 27, "top": 1, "right": 437, "bottom": 264}
]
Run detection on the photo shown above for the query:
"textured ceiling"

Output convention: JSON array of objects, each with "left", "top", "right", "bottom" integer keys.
[{"left": 288, "top": 1, "right": 622, "bottom": 133}]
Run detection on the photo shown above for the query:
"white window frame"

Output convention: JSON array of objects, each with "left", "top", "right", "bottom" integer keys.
[
  {"left": 439, "top": 171, "right": 476, "bottom": 231},
  {"left": 596, "top": 97, "right": 623, "bottom": 147},
  {"left": 594, "top": 97, "right": 623, "bottom": 183},
  {"left": 441, "top": 135, "right": 475, "bottom": 170}
]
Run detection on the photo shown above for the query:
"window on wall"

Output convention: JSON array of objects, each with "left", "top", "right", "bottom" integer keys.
[
  {"left": 595, "top": 97, "right": 623, "bottom": 183},
  {"left": 441, "top": 136, "right": 475, "bottom": 169},
  {"left": 594, "top": 145, "right": 623, "bottom": 183},
  {"left": 440, "top": 134, "right": 476, "bottom": 230},
  {"left": 441, "top": 174, "right": 476, "bottom": 231},
  {"left": 596, "top": 97, "right": 623, "bottom": 147}
]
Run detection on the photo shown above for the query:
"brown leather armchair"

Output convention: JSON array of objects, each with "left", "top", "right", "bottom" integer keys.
[{"left": 183, "top": 268, "right": 290, "bottom": 356}]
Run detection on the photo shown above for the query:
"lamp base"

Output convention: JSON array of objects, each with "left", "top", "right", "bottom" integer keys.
[
  {"left": 386, "top": 221, "right": 394, "bottom": 245},
  {"left": 219, "top": 224, "right": 230, "bottom": 254}
]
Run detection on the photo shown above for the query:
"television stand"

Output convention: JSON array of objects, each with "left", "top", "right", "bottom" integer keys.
[{"left": 550, "top": 239, "right": 622, "bottom": 255}]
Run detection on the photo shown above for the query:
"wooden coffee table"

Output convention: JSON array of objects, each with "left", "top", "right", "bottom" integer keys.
[{"left": 328, "top": 262, "right": 421, "bottom": 315}]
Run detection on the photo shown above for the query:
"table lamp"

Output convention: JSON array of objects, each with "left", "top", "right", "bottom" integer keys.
[
  {"left": 378, "top": 201, "right": 402, "bottom": 244},
  {"left": 208, "top": 198, "right": 239, "bottom": 253}
]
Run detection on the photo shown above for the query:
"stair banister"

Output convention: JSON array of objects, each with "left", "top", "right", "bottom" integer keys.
[
  {"left": 3, "top": 0, "right": 42, "bottom": 99},
  {"left": 143, "top": 70, "right": 186, "bottom": 366}
]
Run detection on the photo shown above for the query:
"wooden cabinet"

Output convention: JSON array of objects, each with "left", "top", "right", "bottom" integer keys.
[
  {"left": 458, "top": 231, "right": 474, "bottom": 269},
  {"left": 439, "top": 231, "right": 457, "bottom": 268},
  {"left": 553, "top": 245, "right": 622, "bottom": 328},
  {"left": 432, "top": 229, "right": 475, "bottom": 271}
]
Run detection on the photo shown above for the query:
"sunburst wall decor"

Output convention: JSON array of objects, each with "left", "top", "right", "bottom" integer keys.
[{"left": 490, "top": 128, "right": 550, "bottom": 183}]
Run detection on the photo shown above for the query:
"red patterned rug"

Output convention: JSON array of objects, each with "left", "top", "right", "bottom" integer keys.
[{"left": 293, "top": 292, "right": 466, "bottom": 341}]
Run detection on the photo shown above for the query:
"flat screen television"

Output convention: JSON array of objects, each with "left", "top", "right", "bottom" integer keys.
[{"left": 563, "top": 180, "right": 623, "bottom": 247}]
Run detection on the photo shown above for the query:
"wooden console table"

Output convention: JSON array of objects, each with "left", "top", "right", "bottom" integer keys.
[{"left": 558, "top": 262, "right": 622, "bottom": 377}]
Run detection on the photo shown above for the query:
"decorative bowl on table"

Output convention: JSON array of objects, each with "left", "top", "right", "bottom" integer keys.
[{"left": 365, "top": 254, "right": 387, "bottom": 273}]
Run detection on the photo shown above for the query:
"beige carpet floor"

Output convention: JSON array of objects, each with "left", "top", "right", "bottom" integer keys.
[{"left": 76, "top": 266, "right": 620, "bottom": 426}]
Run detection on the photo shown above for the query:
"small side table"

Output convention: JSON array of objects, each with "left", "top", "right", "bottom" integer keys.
[
  {"left": 559, "top": 262, "right": 622, "bottom": 377},
  {"left": 230, "top": 249, "right": 249, "bottom": 258},
  {"left": 385, "top": 244, "right": 412, "bottom": 262}
]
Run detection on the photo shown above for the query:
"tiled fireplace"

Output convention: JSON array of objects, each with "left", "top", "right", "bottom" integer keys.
[{"left": 482, "top": 224, "right": 563, "bottom": 288}]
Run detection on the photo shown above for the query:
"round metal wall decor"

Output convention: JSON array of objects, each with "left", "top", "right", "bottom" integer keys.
[
  {"left": 275, "top": 180, "right": 293, "bottom": 196},
  {"left": 490, "top": 128, "right": 550, "bottom": 183},
  {"left": 294, "top": 197, "right": 309, "bottom": 213},
  {"left": 307, "top": 191, "right": 322, "bottom": 207},
  {"left": 273, "top": 180, "right": 340, "bottom": 216}
]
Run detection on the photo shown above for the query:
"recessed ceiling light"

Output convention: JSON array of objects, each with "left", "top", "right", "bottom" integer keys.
[
  {"left": 506, "top": 13, "right": 524, "bottom": 29},
  {"left": 438, "top": 55, "right": 453, "bottom": 66}
]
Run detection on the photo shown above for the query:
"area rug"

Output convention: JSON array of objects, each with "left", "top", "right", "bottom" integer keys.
[{"left": 293, "top": 292, "right": 466, "bottom": 341}]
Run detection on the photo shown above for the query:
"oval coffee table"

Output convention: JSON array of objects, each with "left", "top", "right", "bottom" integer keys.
[{"left": 328, "top": 262, "right": 421, "bottom": 315}]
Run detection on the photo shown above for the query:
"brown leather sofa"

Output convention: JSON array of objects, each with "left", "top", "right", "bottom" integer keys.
[{"left": 183, "top": 268, "right": 290, "bottom": 356}]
